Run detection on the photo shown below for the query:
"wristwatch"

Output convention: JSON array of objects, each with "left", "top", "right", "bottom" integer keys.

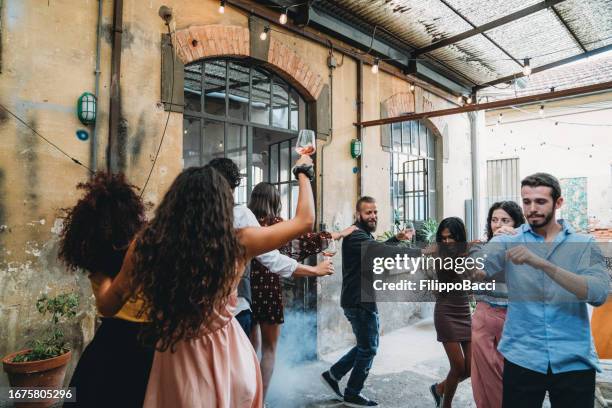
[{"left": 292, "top": 164, "right": 315, "bottom": 181}]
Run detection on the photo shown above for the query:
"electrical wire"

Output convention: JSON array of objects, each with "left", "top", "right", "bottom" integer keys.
[{"left": 0, "top": 103, "right": 94, "bottom": 174}]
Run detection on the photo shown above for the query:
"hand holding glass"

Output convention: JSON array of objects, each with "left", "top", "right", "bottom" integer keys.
[
  {"left": 295, "top": 129, "right": 316, "bottom": 156},
  {"left": 322, "top": 238, "right": 337, "bottom": 261}
]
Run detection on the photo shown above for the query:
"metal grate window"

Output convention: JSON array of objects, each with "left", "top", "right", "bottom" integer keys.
[
  {"left": 486, "top": 158, "right": 520, "bottom": 209},
  {"left": 390, "top": 120, "right": 436, "bottom": 225}
]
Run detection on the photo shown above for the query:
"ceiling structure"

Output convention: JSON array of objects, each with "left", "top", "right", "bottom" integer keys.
[{"left": 255, "top": 0, "right": 612, "bottom": 97}]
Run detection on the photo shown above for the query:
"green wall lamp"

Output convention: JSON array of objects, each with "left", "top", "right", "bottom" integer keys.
[
  {"left": 350, "top": 139, "right": 362, "bottom": 158},
  {"left": 77, "top": 92, "right": 96, "bottom": 125}
]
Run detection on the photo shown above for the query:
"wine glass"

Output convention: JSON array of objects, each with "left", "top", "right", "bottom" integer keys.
[
  {"left": 322, "top": 237, "right": 337, "bottom": 261},
  {"left": 295, "top": 129, "right": 316, "bottom": 156}
]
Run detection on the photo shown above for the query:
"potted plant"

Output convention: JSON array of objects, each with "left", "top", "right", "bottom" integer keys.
[
  {"left": 416, "top": 218, "right": 439, "bottom": 244},
  {"left": 2, "top": 292, "right": 78, "bottom": 408}
]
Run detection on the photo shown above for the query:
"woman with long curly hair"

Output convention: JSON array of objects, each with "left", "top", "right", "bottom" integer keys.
[
  {"left": 93, "top": 155, "right": 316, "bottom": 407},
  {"left": 247, "top": 182, "right": 354, "bottom": 399},
  {"left": 58, "top": 172, "right": 152, "bottom": 408},
  {"left": 470, "top": 201, "right": 524, "bottom": 408},
  {"left": 430, "top": 217, "right": 471, "bottom": 408}
]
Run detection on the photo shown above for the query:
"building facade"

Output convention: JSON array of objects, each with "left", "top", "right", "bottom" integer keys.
[{"left": 0, "top": 0, "right": 476, "bottom": 382}]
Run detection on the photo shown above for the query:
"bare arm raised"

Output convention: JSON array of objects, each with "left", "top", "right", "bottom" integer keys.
[{"left": 238, "top": 155, "right": 316, "bottom": 260}]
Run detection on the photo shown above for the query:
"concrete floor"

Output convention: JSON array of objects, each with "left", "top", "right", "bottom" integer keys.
[{"left": 267, "top": 318, "right": 477, "bottom": 408}]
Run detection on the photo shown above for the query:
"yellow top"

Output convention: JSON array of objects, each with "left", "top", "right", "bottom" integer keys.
[{"left": 90, "top": 279, "right": 149, "bottom": 323}]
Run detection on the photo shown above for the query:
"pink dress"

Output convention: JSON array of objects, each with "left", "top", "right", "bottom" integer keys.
[{"left": 143, "top": 293, "right": 263, "bottom": 408}]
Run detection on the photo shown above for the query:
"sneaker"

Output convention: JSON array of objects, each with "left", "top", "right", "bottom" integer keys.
[
  {"left": 320, "top": 371, "right": 343, "bottom": 400},
  {"left": 429, "top": 383, "right": 441, "bottom": 407},
  {"left": 343, "top": 393, "right": 379, "bottom": 407}
]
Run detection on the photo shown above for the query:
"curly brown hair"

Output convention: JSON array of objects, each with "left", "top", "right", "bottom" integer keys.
[
  {"left": 131, "top": 165, "right": 244, "bottom": 352},
  {"left": 58, "top": 172, "right": 146, "bottom": 277}
]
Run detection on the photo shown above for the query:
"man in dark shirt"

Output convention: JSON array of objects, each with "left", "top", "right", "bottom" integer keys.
[{"left": 321, "top": 196, "right": 415, "bottom": 407}]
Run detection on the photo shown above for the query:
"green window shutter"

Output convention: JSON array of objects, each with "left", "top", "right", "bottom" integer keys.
[{"left": 161, "top": 33, "right": 184, "bottom": 113}]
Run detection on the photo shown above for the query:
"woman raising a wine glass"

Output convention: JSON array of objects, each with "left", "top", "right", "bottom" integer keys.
[{"left": 247, "top": 181, "right": 355, "bottom": 400}]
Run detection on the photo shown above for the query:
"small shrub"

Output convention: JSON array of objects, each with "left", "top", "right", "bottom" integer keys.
[{"left": 12, "top": 293, "right": 79, "bottom": 362}]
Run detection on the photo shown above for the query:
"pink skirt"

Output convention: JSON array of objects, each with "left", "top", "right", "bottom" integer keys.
[{"left": 144, "top": 318, "right": 263, "bottom": 408}]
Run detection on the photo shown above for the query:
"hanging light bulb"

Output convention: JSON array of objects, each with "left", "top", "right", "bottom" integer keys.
[
  {"left": 457, "top": 95, "right": 463, "bottom": 104},
  {"left": 218, "top": 0, "right": 225, "bottom": 14},
  {"left": 523, "top": 58, "right": 531, "bottom": 76},
  {"left": 260, "top": 27, "right": 269, "bottom": 41},
  {"left": 279, "top": 9, "right": 288, "bottom": 24},
  {"left": 466, "top": 95, "right": 473, "bottom": 104},
  {"left": 371, "top": 58, "right": 379, "bottom": 74},
  {"left": 409, "top": 83, "right": 415, "bottom": 92},
  {"left": 539, "top": 105, "right": 545, "bottom": 117}
]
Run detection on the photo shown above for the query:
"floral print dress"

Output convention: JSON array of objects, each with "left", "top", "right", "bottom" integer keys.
[{"left": 250, "top": 216, "right": 331, "bottom": 324}]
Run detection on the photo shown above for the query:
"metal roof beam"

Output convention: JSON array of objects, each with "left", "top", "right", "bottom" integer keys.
[
  {"left": 473, "top": 43, "right": 612, "bottom": 90},
  {"left": 550, "top": 5, "right": 588, "bottom": 53},
  {"left": 356, "top": 80, "right": 612, "bottom": 128},
  {"left": 414, "top": 0, "right": 567, "bottom": 56}
]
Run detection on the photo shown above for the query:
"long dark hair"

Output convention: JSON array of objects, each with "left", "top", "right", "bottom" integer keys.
[
  {"left": 131, "top": 166, "right": 244, "bottom": 352},
  {"left": 58, "top": 172, "right": 146, "bottom": 277},
  {"left": 436, "top": 217, "right": 467, "bottom": 260},
  {"left": 248, "top": 182, "right": 281, "bottom": 222},
  {"left": 486, "top": 201, "right": 525, "bottom": 241}
]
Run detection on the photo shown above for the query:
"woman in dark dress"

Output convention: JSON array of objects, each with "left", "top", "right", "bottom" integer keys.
[
  {"left": 430, "top": 217, "right": 471, "bottom": 408},
  {"left": 58, "top": 172, "right": 153, "bottom": 408},
  {"left": 247, "top": 182, "right": 353, "bottom": 399}
]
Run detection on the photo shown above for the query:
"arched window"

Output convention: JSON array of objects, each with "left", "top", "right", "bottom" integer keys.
[
  {"left": 390, "top": 120, "right": 436, "bottom": 225},
  {"left": 182, "top": 58, "right": 308, "bottom": 212}
]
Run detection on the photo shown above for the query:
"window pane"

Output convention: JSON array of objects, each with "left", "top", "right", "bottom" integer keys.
[
  {"left": 290, "top": 89, "right": 299, "bottom": 131},
  {"left": 272, "top": 80, "right": 289, "bottom": 129},
  {"left": 401, "top": 121, "right": 411, "bottom": 154},
  {"left": 420, "top": 123, "right": 427, "bottom": 156},
  {"left": 427, "top": 131, "right": 435, "bottom": 158},
  {"left": 204, "top": 60, "right": 226, "bottom": 117},
  {"left": 298, "top": 94, "right": 306, "bottom": 129},
  {"left": 183, "top": 117, "right": 201, "bottom": 168},
  {"left": 280, "top": 184, "right": 289, "bottom": 220},
  {"left": 280, "top": 140, "right": 290, "bottom": 182},
  {"left": 392, "top": 123, "right": 401, "bottom": 152},
  {"left": 411, "top": 121, "right": 419, "bottom": 155},
  {"left": 269, "top": 143, "right": 279, "bottom": 183},
  {"left": 251, "top": 68, "right": 270, "bottom": 125},
  {"left": 227, "top": 123, "right": 247, "bottom": 172},
  {"left": 228, "top": 62, "right": 250, "bottom": 120},
  {"left": 227, "top": 124, "right": 247, "bottom": 205},
  {"left": 202, "top": 120, "right": 224, "bottom": 164},
  {"left": 184, "top": 63, "right": 202, "bottom": 112}
]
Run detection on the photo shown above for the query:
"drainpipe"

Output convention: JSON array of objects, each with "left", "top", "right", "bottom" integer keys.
[
  {"left": 356, "top": 60, "right": 363, "bottom": 196},
  {"left": 319, "top": 56, "right": 335, "bottom": 231},
  {"left": 108, "top": 0, "right": 123, "bottom": 173},
  {"left": 469, "top": 111, "right": 480, "bottom": 240},
  {"left": 91, "top": 0, "right": 103, "bottom": 173}
]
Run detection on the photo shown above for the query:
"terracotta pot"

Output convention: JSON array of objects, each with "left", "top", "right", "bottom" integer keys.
[{"left": 2, "top": 349, "right": 72, "bottom": 408}]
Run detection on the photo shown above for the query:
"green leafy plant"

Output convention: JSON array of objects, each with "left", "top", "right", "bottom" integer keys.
[
  {"left": 12, "top": 293, "right": 79, "bottom": 362},
  {"left": 417, "top": 218, "right": 439, "bottom": 244}
]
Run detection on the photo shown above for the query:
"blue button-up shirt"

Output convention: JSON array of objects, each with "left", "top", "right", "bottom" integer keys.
[{"left": 477, "top": 220, "right": 609, "bottom": 374}]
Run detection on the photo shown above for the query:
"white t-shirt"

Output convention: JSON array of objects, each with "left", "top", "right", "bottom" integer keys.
[{"left": 233, "top": 205, "right": 298, "bottom": 315}]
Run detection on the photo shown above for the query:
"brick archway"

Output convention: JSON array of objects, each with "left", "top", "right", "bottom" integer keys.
[{"left": 173, "top": 25, "right": 324, "bottom": 101}]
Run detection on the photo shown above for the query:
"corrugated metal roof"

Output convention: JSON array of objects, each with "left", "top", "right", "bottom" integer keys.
[{"left": 308, "top": 0, "right": 612, "bottom": 89}]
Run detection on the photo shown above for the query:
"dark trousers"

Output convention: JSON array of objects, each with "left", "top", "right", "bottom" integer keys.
[
  {"left": 235, "top": 309, "right": 253, "bottom": 336},
  {"left": 329, "top": 307, "right": 379, "bottom": 397},
  {"left": 502, "top": 359, "right": 595, "bottom": 408}
]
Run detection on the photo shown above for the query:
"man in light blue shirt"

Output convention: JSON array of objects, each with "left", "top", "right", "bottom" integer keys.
[{"left": 474, "top": 173, "right": 609, "bottom": 408}]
